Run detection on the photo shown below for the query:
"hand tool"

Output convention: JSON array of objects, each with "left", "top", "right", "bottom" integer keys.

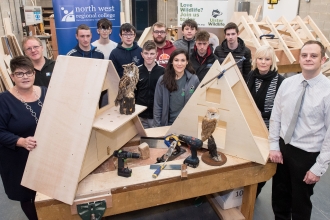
[
  {"left": 113, "top": 150, "right": 140, "bottom": 177},
  {"left": 152, "top": 141, "right": 177, "bottom": 178}
]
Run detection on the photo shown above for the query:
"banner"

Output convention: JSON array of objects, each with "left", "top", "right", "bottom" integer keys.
[
  {"left": 52, "top": 0, "right": 121, "bottom": 55},
  {"left": 178, "top": 1, "right": 228, "bottom": 28}
]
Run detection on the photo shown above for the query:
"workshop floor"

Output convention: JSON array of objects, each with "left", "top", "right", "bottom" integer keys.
[{"left": 1, "top": 169, "right": 329, "bottom": 220}]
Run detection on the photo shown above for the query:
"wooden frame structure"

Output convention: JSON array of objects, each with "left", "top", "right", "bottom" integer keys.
[
  {"left": 167, "top": 54, "right": 269, "bottom": 164},
  {"left": 232, "top": 12, "right": 330, "bottom": 73},
  {"left": 21, "top": 56, "right": 146, "bottom": 205}
]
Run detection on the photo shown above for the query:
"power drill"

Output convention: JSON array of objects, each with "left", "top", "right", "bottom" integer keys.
[
  {"left": 179, "top": 134, "right": 203, "bottom": 168},
  {"left": 113, "top": 150, "right": 140, "bottom": 177}
]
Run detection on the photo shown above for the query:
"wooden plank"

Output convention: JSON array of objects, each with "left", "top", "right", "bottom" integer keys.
[
  {"left": 49, "top": 17, "right": 58, "bottom": 59},
  {"left": 0, "top": 54, "right": 13, "bottom": 89},
  {"left": 21, "top": 56, "right": 110, "bottom": 205},
  {"left": 240, "top": 16, "right": 261, "bottom": 49},
  {"left": 35, "top": 162, "right": 276, "bottom": 219},
  {"left": 3, "top": 18, "right": 13, "bottom": 35},
  {"left": 254, "top": 5, "right": 262, "bottom": 21},
  {"left": 293, "top": 16, "right": 315, "bottom": 41},
  {"left": 206, "top": 194, "right": 245, "bottom": 220},
  {"left": 167, "top": 55, "right": 269, "bottom": 165},
  {"left": 265, "top": 16, "right": 296, "bottom": 64},
  {"left": 279, "top": 16, "right": 304, "bottom": 47},
  {"left": 241, "top": 184, "right": 257, "bottom": 220},
  {"left": 137, "top": 26, "right": 152, "bottom": 47},
  {"left": 304, "top": 15, "right": 330, "bottom": 49}
]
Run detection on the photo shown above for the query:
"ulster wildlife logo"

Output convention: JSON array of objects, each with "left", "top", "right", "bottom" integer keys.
[
  {"left": 60, "top": 6, "right": 75, "bottom": 22},
  {"left": 212, "top": 9, "right": 223, "bottom": 18}
]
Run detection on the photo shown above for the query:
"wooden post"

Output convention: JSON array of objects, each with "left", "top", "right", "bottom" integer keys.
[{"left": 119, "top": 97, "right": 135, "bottom": 115}]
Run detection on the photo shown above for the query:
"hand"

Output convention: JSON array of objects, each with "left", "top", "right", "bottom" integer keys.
[
  {"left": 303, "top": 171, "right": 320, "bottom": 184},
  {"left": 17, "top": 137, "right": 37, "bottom": 151},
  {"left": 269, "top": 150, "right": 283, "bottom": 164}
]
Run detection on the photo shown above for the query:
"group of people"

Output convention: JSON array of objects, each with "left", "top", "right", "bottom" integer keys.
[{"left": 0, "top": 16, "right": 329, "bottom": 220}]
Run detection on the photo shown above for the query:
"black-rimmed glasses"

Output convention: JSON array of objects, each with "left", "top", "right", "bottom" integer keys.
[{"left": 13, "top": 70, "right": 35, "bottom": 78}]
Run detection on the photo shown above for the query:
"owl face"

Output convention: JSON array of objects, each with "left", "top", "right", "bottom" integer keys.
[
  {"left": 206, "top": 107, "right": 219, "bottom": 120},
  {"left": 122, "top": 63, "right": 136, "bottom": 77}
]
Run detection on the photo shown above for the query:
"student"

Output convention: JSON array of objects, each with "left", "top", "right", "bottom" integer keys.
[
  {"left": 109, "top": 23, "right": 144, "bottom": 78},
  {"left": 189, "top": 31, "right": 218, "bottom": 82},
  {"left": 214, "top": 22, "right": 251, "bottom": 80},
  {"left": 22, "top": 36, "right": 55, "bottom": 87},
  {"left": 67, "top": 24, "right": 104, "bottom": 59},
  {"left": 152, "top": 22, "right": 176, "bottom": 68},
  {"left": 153, "top": 48, "right": 200, "bottom": 127},
  {"left": 135, "top": 41, "right": 164, "bottom": 128},
  {"left": 269, "top": 40, "right": 330, "bottom": 220},
  {"left": 92, "top": 18, "right": 118, "bottom": 60},
  {"left": 173, "top": 19, "right": 198, "bottom": 57}
]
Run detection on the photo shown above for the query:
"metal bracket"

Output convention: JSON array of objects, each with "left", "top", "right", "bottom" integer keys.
[
  {"left": 77, "top": 200, "right": 106, "bottom": 220},
  {"left": 259, "top": 34, "right": 278, "bottom": 39}
]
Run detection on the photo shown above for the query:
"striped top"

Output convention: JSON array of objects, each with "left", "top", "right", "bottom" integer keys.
[
  {"left": 255, "top": 74, "right": 278, "bottom": 129},
  {"left": 269, "top": 73, "right": 330, "bottom": 176}
]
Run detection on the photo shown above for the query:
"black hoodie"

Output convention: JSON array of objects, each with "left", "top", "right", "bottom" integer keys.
[
  {"left": 66, "top": 44, "right": 104, "bottom": 59},
  {"left": 34, "top": 57, "right": 55, "bottom": 87},
  {"left": 214, "top": 37, "right": 251, "bottom": 80}
]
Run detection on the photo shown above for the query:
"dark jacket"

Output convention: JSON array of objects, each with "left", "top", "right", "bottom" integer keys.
[
  {"left": 173, "top": 37, "right": 195, "bottom": 57},
  {"left": 190, "top": 45, "right": 218, "bottom": 82},
  {"left": 153, "top": 70, "right": 200, "bottom": 127},
  {"left": 156, "top": 40, "right": 176, "bottom": 68},
  {"left": 109, "top": 42, "right": 144, "bottom": 78},
  {"left": 66, "top": 44, "right": 104, "bottom": 59},
  {"left": 135, "top": 63, "right": 165, "bottom": 119},
  {"left": 214, "top": 37, "right": 251, "bottom": 80},
  {"left": 34, "top": 57, "right": 55, "bottom": 87}
]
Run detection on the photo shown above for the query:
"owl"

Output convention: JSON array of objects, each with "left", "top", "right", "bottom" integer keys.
[
  {"left": 115, "top": 62, "right": 139, "bottom": 107},
  {"left": 201, "top": 107, "right": 220, "bottom": 142}
]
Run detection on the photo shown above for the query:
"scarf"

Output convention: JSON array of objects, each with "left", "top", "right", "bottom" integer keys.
[{"left": 247, "top": 68, "right": 278, "bottom": 113}]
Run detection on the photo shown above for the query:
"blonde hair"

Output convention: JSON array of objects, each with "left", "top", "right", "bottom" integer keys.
[
  {"left": 22, "top": 36, "right": 42, "bottom": 50},
  {"left": 252, "top": 45, "right": 277, "bottom": 71}
]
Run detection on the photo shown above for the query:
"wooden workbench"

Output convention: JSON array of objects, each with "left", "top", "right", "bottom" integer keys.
[{"left": 34, "top": 143, "right": 276, "bottom": 220}]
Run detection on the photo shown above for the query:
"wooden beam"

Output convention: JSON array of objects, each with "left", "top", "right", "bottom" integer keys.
[
  {"left": 265, "top": 16, "right": 296, "bottom": 64},
  {"left": 240, "top": 16, "right": 261, "bottom": 49},
  {"left": 279, "top": 16, "right": 304, "bottom": 48},
  {"left": 293, "top": 16, "right": 316, "bottom": 41},
  {"left": 304, "top": 15, "right": 330, "bottom": 49},
  {"left": 241, "top": 184, "right": 257, "bottom": 220},
  {"left": 254, "top": 5, "right": 262, "bottom": 21}
]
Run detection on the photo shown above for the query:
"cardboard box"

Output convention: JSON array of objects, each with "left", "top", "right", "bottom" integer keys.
[{"left": 214, "top": 187, "right": 244, "bottom": 210}]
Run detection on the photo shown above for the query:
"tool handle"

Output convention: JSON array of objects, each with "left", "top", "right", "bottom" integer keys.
[{"left": 152, "top": 164, "right": 165, "bottom": 178}]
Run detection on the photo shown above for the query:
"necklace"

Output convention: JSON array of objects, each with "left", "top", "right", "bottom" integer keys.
[{"left": 16, "top": 89, "right": 43, "bottom": 124}]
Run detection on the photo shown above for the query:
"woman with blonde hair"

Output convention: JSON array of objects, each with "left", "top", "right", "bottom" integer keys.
[{"left": 246, "top": 45, "right": 285, "bottom": 197}]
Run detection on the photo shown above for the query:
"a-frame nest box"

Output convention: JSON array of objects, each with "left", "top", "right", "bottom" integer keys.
[
  {"left": 21, "top": 56, "right": 146, "bottom": 205},
  {"left": 167, "top": 53, "right": 269, "bottom": 165}
]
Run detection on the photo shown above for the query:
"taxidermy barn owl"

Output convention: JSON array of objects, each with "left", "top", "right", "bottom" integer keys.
[
  {"left": 115, "top": 62, "right": 139, "bottom": 107},
  {"left": 201, "top": 107, "right": 220, "bottom": 142}
]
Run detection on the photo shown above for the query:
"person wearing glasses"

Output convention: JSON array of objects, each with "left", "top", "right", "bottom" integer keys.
[
  {"left": 152, "top": 22, "right": 176, "bottom": 68},
  {"left": 22, "top": 36, "right": 55, "bottom": 87},
  {"left": 109, "top": 23, "right": 143, "bottom": 78},
  {"left": 92, "top": 18, "right": 118, "bottom": 60},
  {"left": 67, "top": 24, "right": 104, "bottom": 59},
  {"left": 0, "top": 56, "right": 47, "bottom": 220}
]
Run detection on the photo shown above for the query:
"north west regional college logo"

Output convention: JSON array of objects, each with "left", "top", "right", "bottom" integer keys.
[{"left": 60, "top": 6, "right": 75, "bottom": 22}]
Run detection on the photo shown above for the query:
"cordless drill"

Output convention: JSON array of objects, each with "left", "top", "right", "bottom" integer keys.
[
  {"left": 113, "top": 150, "right": 140, "bottom": 177},
  {"left": 179, "top": 134, "right": 203, "bottom": 168}
]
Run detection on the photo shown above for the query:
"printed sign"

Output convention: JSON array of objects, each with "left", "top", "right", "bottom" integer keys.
[
  {"left": 52, "top": 0, "right": 120, "bottom": 55},
  {"left": 24, "top": 6, "right": 43, "bottom": 26},
  {"left": 178, "top": 1, "right": 228, "bottom": 28}
]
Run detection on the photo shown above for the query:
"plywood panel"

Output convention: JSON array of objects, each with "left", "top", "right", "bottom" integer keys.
[{"left": 21, "top": 56, "right": 110, "bottom": 205}]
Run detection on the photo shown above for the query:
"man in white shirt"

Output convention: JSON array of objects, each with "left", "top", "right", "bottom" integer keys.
[
  {"left": 269, "top": 40, "right": 330, "bottom": 220},
  {"left": 92, "top": 18, "right": 117, "bottom": 60}
]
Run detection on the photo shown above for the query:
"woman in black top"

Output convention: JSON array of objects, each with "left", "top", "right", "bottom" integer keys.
[
  {"left": 0, "top": 56, "right": 47, "bottom": 220},
  {"left": 246, "top": 45, "right": 284, "bottom": 197}
]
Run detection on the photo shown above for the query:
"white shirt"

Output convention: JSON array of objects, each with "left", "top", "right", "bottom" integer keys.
[
  {"left": 91, "top": 40, "right": 118, "bottom": 60},
  {"left": 269, "top": 73, "right": 330, "bottom": 176}
]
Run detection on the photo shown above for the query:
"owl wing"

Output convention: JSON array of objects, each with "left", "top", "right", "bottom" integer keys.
[
  {"left": 201, "top": 118, "right": 217, "bottom": 142},
  {"left": 115, "top": 75, "right": 131, "bottom": 106}
]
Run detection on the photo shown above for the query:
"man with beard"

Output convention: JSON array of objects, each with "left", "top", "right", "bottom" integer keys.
[
  {"left": 214, "top": 22, "right": 251, "bottom": 80},
  {"left": 189, "top": 31, "right": 218, "bottom": 82},
  {"left": 152, "top": 22, "right": 176, "bottom": 68}
]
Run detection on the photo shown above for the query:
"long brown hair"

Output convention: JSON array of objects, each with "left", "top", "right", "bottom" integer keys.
[{"left": 162, "top": 48, "right": 195, "bottom": 92}]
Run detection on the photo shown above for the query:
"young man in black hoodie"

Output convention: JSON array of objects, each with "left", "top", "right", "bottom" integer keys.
[
  {"left": 67, "top": 24, "right": 104, "bottom": 59},
  {"left": 135, "top": 40, "right": 164, "bottom": 128},
  {"left": 22, "top": 36, "right": 55, "bottom": 87},
  {"left": 214, "top": 22, "right": 251, "bottom": 80},
  {"left": 190, "top": 31, "right": 218, "bottom": 82},
  {"left": 109, "top": 23, "right": 144, "bottom": 78}
]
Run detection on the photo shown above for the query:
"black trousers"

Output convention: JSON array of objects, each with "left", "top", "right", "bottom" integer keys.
[{"left": 272, "top": 138, "right": 319, "bottom": 220}]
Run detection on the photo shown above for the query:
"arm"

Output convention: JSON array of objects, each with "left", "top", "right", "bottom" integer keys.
[
  {"left": 153, "top": 78, "right": 163, "bottom": 127},
  {"left": 268, "top": 83, "right": 284, "bottom": 163}
]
